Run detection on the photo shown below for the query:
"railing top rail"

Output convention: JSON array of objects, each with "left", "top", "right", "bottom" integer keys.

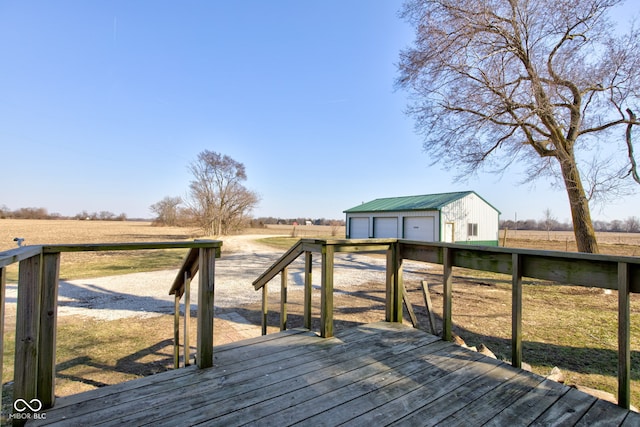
[
  {"left": 300, "top": 238, "right": 398, "bottom": 246},
  {"left": 42, "top": 240, "right": 222, "bottom": 253},
  {"left": 398, "top": 239, "right": 640, "bottom": 264},
  {"left": 252, "top": 237, "right": 639, "bottom": 293},
  {"left": 0, "top": 245, "right": 43, "bottom": 268}
]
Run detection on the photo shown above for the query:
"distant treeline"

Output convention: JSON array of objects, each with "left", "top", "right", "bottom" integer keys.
[
  {"left": 501, "top": 217, "right": 640, "bottom": 233},
  {"left": 249, "top": 217, "right": 346, "bottom": 227},
  {"left": 0, "top": 206, "right": 128, "bottom": 221},
  {"left": 0, "top": 207, "right": 347, "bottom": 226}
]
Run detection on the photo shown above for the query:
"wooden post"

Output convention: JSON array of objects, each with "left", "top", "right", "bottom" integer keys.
[
  {"left": 511, "top": 253, "right": 523, "bottom": 369},
  {"left": 402, "top": 287, "right": 418, "bottom": 328},
  {"left": 38, "top": 252, "right": 60, "bottom": 408},
  {"left": 304, "top": 251, "right": 312, "bottom": 330},
  {"left": 385, "top": 242, "right": 403, "bottom": 323},
  {"left": 173, "top": 293, "right": 180, "bottom": 369},
  {"left": 320, "top": 244, "right": 334, "bottom": 338},
  {"left": 421, "top": 281, "right": 437, "bottom": 335},
  {"left": 183, "top": 271, "right": 191, "bottom": 366},
  {"left": 618, "top": 262, "right": 631, "bottom": 409},
  {"left": 14, "top": 253, "right": 42, "bottom": 420},
  {"left": 280, "top": 267, "right": 288, "bottom": 331},
  {"left": 196, "top": 247, "right": 215, "bottom": 369},
  {"left": 261, "top": 284, "right": 268, "bottom": 336},
  {"left": 0, "top": 267, "right": 5, "bottom": 411},
  {"left": 442, "top": 247, "right": 453, "bottom": 341}
]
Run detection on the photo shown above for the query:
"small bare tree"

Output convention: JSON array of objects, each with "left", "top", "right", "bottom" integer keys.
[
  {"left": 542, "top": 208, "right": 557, "bottom": 240},
  {"left": 187, "top": 150, "right": 259, "bottom": 236},
  {"left": 150, "top": 196, "right": 183, "bottom": 226},
  {"left": 398, "top": 0, "right": 640, "bottom": 253}
]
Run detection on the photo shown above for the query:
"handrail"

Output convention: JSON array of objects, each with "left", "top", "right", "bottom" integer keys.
[
  {"left": 0, "top": 245, "right": 42, "bottom": 268},
  {"left": 254, "top": 238, "right": 640, "bottom": 409},
  {"left": 253, "top": 240, "right": 306, "bottom": 290},
  {"left": 1, "top": 239, "right": 222, "bottom": 425}
]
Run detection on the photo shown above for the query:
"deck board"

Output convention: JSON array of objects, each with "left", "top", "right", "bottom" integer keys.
[{"left": 30, "top": 322, "right": 640, "bottom": 426}]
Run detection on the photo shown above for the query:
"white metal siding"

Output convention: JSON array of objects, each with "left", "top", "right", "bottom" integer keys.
[
  {"left": 373, "top": 217, "right": 398, "bottom": 238},
  {"left": 403, "top": 217, "right": 435, "bottom": 241},
  {"left": 349, "top": 217, "right": 369, "bottom": 238},
  {"left": 440, "top": 193, "right": 499, "bottom": 243}
]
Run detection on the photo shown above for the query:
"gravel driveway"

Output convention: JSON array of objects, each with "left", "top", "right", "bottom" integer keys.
[{"left": 6, "top": 235, "right": 433, "bottom": 320}]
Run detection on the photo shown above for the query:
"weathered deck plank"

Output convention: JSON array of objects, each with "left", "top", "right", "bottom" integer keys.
[{"left": 30, "top": 322, "right": 638, "bottom": 426}]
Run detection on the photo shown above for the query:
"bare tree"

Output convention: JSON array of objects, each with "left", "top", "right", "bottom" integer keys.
[
  {"left": 542, "top": 208, "right": 557, "bottom": 240},
  {"left": 398, "top": 0, "right": 640, "bottom": 253},
  {"left": 150, "top": 196, "right": 183, "bottom": 226},
  {"left": 624, "top": 216, "right": 640, "bottom": 232},
  {"left": 187, "top": 150, "right": 259, "bottom": 236}
]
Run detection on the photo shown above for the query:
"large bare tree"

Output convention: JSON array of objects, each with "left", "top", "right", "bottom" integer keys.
[
  {"left": 187, "top": 150, "right": 259, "bottom": 236},
  {"left": 398, "top": 0, "right": 640, "bottom": 253}
]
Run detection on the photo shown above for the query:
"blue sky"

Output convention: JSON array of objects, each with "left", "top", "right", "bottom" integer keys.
[{"left": 2, "top": 1, "right": 639, "bottom": 223}]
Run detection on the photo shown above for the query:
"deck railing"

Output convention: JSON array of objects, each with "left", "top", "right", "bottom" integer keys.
[
  {"left": 0, "top": 240, "right": 221, "bottom": 424},
  {"left": 253, "top": 238, "right": 640, "bottom": 409}
]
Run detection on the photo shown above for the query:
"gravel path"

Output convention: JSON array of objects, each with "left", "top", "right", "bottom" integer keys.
[{"left": 6, "top": 235, "right": 433, "bottom": 320}]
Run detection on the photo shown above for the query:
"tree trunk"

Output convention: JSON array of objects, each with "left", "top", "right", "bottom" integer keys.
[{"left": 557, "top": 153, "right": 599, "bottom": 253}]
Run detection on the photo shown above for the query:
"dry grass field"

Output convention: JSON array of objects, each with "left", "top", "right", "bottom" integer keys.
[
  {"left": 2, "top": 219, "right": 640, "bottom": 416},
  {"left": 500, "top": 229, "right": 640, "bottom": 256}
]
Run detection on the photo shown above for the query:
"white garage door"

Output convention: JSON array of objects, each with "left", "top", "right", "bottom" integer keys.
[
  {"left": 403, "top": 217, "right": 435, "bottom": 241},
  {"left": 349, "top": 217, "right": 369, "bottom": 238},
  {"left": 373, "top": 217, "right": 398, "bottom": 238}
]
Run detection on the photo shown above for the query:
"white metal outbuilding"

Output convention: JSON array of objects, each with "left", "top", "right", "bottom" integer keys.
[{"left": 344, "top": 191, "right": 500, "bottom": 245}]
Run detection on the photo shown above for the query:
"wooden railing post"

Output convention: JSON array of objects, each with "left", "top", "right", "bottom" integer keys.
[
  {"left": 386, "top": 241, "right": 403, "bottom": 323},
  {"left": 304, "top": 251, "right": 312, "bottom": 330},
  {"left": 183, "top": 271, "right": 191, "bottom": 366},
  {"left": 320, "top": 244, "right": 335, "bottom": 338},
  {"left": 173, "top": 292, "right": 180, "bottom": 369},
  {"left": 196, "top": 247, "right": 215, "bottom": 369},
  {"left": 38, "top": 252, "right": 60, "bottom": 408},
  {"left": 14, "top": 253, "right": 43, "bottom": 421},
  {"left": 618, "top": 262, "right": 631, "bottom": 409},
  {"left": 511, "top": 253, "right": 523, "bottom": 369},
  {"left": 442, "top": 247, "right": 453, "bottom": 341},
  {"left": 262, "top": 284, "right": 268, "bottom": 335},
  {"left": 1, "top": 266, "right": 5, "bottom": 412},
  {"left": 280, "top": 267, "right": 288, "bottom": 331}
]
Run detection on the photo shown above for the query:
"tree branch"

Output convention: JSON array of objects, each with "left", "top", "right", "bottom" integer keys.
[{"left": 625, "top": 108, "right": 640, "bottom": 184}]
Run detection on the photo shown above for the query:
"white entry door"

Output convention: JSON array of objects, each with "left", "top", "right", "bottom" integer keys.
[{"left": 443, "top": 222, "right": 454, "bottom": 242}]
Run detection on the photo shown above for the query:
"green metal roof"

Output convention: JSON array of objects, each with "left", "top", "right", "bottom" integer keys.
[{"left": 344, "top": 191, "right": 500, "bottom": 213}]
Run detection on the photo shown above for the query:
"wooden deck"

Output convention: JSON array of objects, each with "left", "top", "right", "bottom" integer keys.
[{"left": 31, "top": 322, "right": 639, "bottom": 426}]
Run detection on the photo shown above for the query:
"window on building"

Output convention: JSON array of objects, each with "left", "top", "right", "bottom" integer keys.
[{"left": 467, "top": 223, "right": 478, "bottom": 237}]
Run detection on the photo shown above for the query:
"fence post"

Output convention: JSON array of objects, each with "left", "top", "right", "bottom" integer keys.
[
  {"left": 320, "top": 243, "right": 334, "bottom": 338},
  {"left": 618, "top": 262, "right": 631, "bottom": 409},
  {"left": 38, "top": 252, "right": 60, "bottom": 408},
  {"left": 304, "top": 251, "right": 312, "bottom": 330},
  {"left": 511, "top": 253, "right": 523, "bottom": 369},
  {"left": 442, "top": 247, "right": 453, "bottom": 341},
  {"left": 14, "top": 253, "right": 43, "bottom": 421},
  {"left": 196, "top": 247, "right": 216, "bottom": 369}
]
